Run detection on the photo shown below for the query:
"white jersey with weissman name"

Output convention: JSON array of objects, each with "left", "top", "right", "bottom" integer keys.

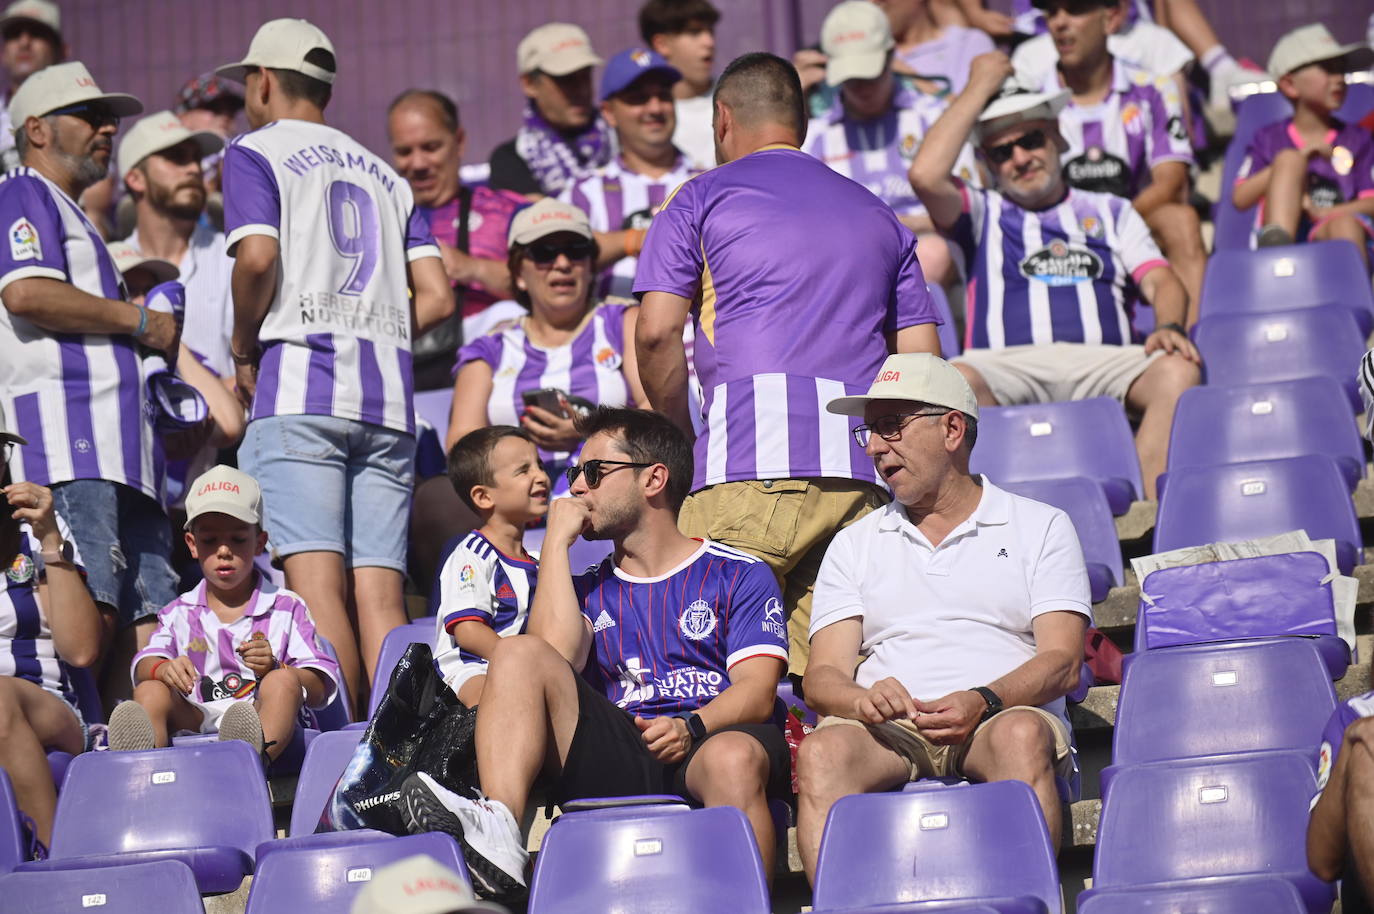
[{"left": 222, "top": 119, "right": 440, "bottom": 435}]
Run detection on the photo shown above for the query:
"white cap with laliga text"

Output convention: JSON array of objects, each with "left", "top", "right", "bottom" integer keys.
[
  {"left": 827, "top": 353, "right": 980, "bottom": 419},
  {"left": 517, "top": 23, "right": 602, "bottom": 77},
  {"left": 821, "top": 1, "right": 894, "bottom": 87},
  {"left": 116, "top": 109, "right": 223, "bottom": 181},
  {"left": 183, "top": 465, "right": 263, "bottom": 531},
  {"left": 507, "top": 198, "right": 593, "bottom": 246},
  {"left": 350, "top": 855, "right": 508, "bottom": 914},
  {"left": 8, "top": 61, "right": 142, "bottom": 136},
  {"left": 217, "top": 18, "right": 336, "bottom": 85}
]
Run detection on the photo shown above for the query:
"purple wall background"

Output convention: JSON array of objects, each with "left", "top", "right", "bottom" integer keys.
[{"left": 55, "top": 0, "right": 1371, "bottom": 168}]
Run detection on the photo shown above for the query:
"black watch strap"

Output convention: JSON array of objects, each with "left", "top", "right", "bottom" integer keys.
[
  {"left": 970, "top": 686, "right": 1004, "bottom": 722},
  {"left": 677, "top": 712, "right": 708, "bottom": 741},
  {"left": 1157, "top": 321, "right": 1187, "bottom": 336}
]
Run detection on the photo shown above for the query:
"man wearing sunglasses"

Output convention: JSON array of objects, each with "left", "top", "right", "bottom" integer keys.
[
  {"left": 0, "top": 0, "right": 65, "bottom": 174},
  {"left": 911, "top": 52, "right": 1199, "bottom": 500},
  {"left": 399, "top": 408, "right": 790, "bottom": 899},
  {"left": 562, "top": 47, "right": 701, "bottom": 300},
  {"left": 795, "top": 352, "right": 1091, "bottom": 880}
]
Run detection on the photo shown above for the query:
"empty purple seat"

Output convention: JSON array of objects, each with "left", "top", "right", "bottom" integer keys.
[
  {"left": 1002, "top": 478, "right": 1122, "bottom": 602},
  {"left": 1164, "top": 378, "right": 1364, "bottom": 493},
  {"left": 818, "top": 902, "right": 1046, "bottom": 914},
  {"left": 16, "top": 741, "right": 273, "bottom": 894},
  {"left": 369, "top": 620, "right": 439, "bottom": 717},
  {"left": 1154, "top": 455, "right": 1361, "bottom": 574},
  {"left": 928, "top": 284, "right": 961, "bottom": 357},
  {"left": 812, "top": 781, "right": 1060, "bottom": 912},
  {"left": 1200, "top": 242, "right": 1374, "bottom": 335},
  {"left": 1, "top": 859, "right": 203, "bottom": 913},
  {"left": 1106, "top": 640, "right": 1335, "bottom": 791},
  {"left": 970, "top": 398, "right": 1143, "bottom": 515},
  {"left": 527, "top": 806, "right": 770, "bottom": 913},
  {"left": 0, "top": 769, "right": 24, "bottom": 875},
  {"left": 1193, "top": 305, "right": 1366, "bottom": 411},
  {"left": 1091, "top": 751, "right": 1334, "bottom": 913},
  {"left": 1078, "top": 875, "right": 1307, "bottom": 913},
  {"left": 289, "top": 728, "right": 366, "bottom": 838},
  {"left": 245, "top": 832, "right": 471, "bottom": 912}
]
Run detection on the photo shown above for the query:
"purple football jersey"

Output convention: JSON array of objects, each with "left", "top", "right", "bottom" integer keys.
[{"left": 1237, "top": 119, "right": 1374, "bottom": 232}]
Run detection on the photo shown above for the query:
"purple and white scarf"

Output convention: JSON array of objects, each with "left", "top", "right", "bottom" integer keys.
[{"left": 514, "top": 101, "right": 612, "bottom": 196}]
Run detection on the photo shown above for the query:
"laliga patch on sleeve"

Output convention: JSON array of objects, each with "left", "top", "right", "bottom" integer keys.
[{"left": 9, "top": 217, "right": 41, "bottom": 261}]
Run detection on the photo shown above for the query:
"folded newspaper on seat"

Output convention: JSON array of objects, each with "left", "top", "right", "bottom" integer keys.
[{"left": 1131, "top": 530, "right": 1358, "bottom": 652}]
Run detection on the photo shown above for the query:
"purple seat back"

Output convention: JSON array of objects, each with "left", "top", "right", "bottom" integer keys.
[
  {"left": 1112, "top": 640, "right": 1335, "bottom": 769},
  {"left": 290, "top": 728, "right": 365, "bottom": 837},
  {"left": 1001, "top": 478, "right": 1122, "bottom": 602},
  {"left": 1193, "top": 305, "right": 1366, "bottom": 410},
  {"left": 368, "top": 620, "right": 439, "bottom": 718},
  {"left": 0, "top": 860, "right": 203, "bottom": 913},
  {"left": 1212, "top": 93, "right": 1292, "bottom": 251},
  {"left": 1153, "top": 456, "right": 1361, "bottom": 574},
  {"left": 818, "top": 902, "right": 1046, "bottom": 913},
  {"left": 527, "top": 806, "right": 770, "bottom": 914},
  {"left": 1199, "top": 242, "right": 1374, "bottom": 335},
  {"left": 812, "top": 781, "right": 1060, "bottom": 912},
  {"left": 37, "top": 741, "right": 273, "bottom": 893},
  {"left": 969, "top": 398, "right": 1143, "bottom": 515},
  {"left": 0, "top": 769, "right": 23, "bottom": 876},
  {"left": 1093, "top": 751, "right": 1334, "bottom": 912},
  {"left": 245, "top": 832, "right": 471, "bottom": 912},
  {"left": 1078, "top": 875, "right": 1307, "bottom": 913},
  {"left": 413, "top": 387, "right": 453, "bottom": 436},
  {"left": 1165, "top": 378, "right": 1364, "bottom": 493},
  {"left": 928, "top": 283, "right": 961, "bottom": 357}
]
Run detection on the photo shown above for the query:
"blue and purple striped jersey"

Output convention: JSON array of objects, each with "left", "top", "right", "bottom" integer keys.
[
  {"left": 222, "top": 119, "right": 441, "bottom": 435},
  {"left": 948, "top": 181, "right": 1168, "bottom": 351},
  {"left": 575, "top": 539, "right": 788, "bottom": 718},
  {"left": 433, "top": 530, "right": 538, "bottom": 690},
  {"left": 634, "top": 146, "right": 939, "bottom": 491},
  {"left": 0, "top": 168, "right": 164, "bottom": 500},
  {"left": 1315, "top": 690, "right": 1374, "bottom": 807},
  {"left": 0, "top": 514, "right": 84, "bottom": 708}
]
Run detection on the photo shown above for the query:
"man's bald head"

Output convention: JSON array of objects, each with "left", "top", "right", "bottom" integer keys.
[
  {"left": 387, "top": 88, "right": 459, "bottom": 133},
  {"left": 712, "top": 51, "right": 806, "bottom": 141}
]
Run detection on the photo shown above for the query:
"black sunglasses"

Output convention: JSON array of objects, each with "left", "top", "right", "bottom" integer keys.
[
  {"left": 850, "top": 410, "right": 950, "bottom": 448},
  {"left": 48, "top": 104, "right": 120, "bottom": 130},
  {"left": 985, "top": 128, "right": 1047, "bottom": 165},
  {"left": 565, "top": 459, "right": 654, "bottom": 488},
  {"left": 528, "top": 238, "right": 594, "bottom": 265}
]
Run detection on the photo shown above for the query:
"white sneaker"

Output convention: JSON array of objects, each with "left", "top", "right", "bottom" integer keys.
[
  {"left": 402, "top": 771, "right": 528, "bottom": 899},
  {"left": 107, "top": 702, "right": 155, "bottom": 751}
]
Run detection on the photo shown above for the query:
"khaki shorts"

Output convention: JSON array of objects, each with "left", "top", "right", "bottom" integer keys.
[
  {"left": 955, "top": 342, "right": 1163, "bottom": 406},
  {"left": 678, "top": 478, "right": 889, "bottom": 678},
  {"left": 816, "top": 706, "right": 1075, "bottom": 782}
]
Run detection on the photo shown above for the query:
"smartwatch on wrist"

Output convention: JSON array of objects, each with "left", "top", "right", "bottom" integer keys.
[
  {"left": 970, "top": 686, "right": 1004, "bottom": 722},
  {"left": 676, "top": 712, "right": 708, "bottom": 742},
  {"left": 39, "top": 540, "right": 75, "bottom": 567}
]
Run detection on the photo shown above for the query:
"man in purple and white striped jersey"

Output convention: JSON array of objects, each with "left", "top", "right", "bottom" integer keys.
[
  {"left": 635, "top": 52, "right": 941, "bottom": 687},
  {"left": 0, "top": 62, "right": 185, "bottom": 674},
  {"left": 1033, "top": 0, "right": 1207, "bottom": 324},
  {"left": 219, "top": 18, "right": 451, "bottom": 713},
  {"left": 911, "top": 53, "right": 1200, "bottom": 500}
]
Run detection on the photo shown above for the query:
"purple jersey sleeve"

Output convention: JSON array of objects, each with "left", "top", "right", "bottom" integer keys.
[
  {"left": 1236, "top": 124, "right": 1281, "bottom": 183},
  {"left": 0, "top": 174, "right": 68, "bottom": 290},
  {"left": 889, "top": 229, "right": 939, "bottom": 334},
  {"left": 632, "top": 177, "right": 704, "bottom": 299},
  {"left": 1315, "top": 697, "right": 1363, "bottom": 804},
  {"left": 278, "top": 595, "right": 341, "bottom": 708},
  {"left": 455, "top": 332, "right": 502, "bottom": 373},
  {"left": 405, "top": 204, "right": 440, "bottom": 258},
  {"left": 1115, "top": 198, "right": 1167, "bottom": 279},
  {"left": 722, "top": 558, "right": 789, "bottom": 671},
  {"left": 222, "top": 142, "right": 281, "bottom": 249}
]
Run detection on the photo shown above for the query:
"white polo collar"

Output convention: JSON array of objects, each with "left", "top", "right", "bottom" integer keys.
[{"left": 877, "top": 477, "right": 1011, "bottom": 543}]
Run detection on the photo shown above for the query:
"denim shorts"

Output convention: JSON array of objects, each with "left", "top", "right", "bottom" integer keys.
[
  {"left": 49, "top": 480, "right": 179, "bottom": 628},
  {"left": 240, "top": 414, "right": 416, "bottom": 571}
]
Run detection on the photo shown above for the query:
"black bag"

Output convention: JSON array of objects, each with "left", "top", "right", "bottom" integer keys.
[{"left": 319, "top": 641, "right": 478, "bottom": 834}]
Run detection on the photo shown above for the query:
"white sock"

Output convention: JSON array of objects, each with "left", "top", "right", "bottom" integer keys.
[{"left": 1201, "top": 45, "right": 1235, "bottom": 74}]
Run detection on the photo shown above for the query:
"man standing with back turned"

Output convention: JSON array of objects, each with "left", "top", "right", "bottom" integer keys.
[
  {"left": 218, "top": 18, "right": 452, "bottom": 713},
  {"left": 634, "top": 52, "right": 942, "bottom": 691}
]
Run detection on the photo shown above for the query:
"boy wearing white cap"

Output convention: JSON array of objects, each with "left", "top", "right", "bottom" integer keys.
[
  {"left": 218, "top": 18, "right": 451, "bottom": 714},
  {"left": 1233, "top": 24, "right": 1374, "bottom": 265},
  {"left": 795, "top": 353, "right": 1091, "bottom": 882},
  {"left": 910, "top": 51, "right": 1199, "bottom": 500},
  {"left": 111, "top": 464, "right": 340, "bottom": 761}
]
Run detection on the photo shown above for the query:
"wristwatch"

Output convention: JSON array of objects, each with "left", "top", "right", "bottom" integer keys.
[
  {"left": 676, "top": 712, "right": 708, "bottom": 743},
  {"left": 39, "top": 540, "right": 75, "bottom": 567},
  {"left": 970, "top": 686, "right": 1004, "bottom": 723}
]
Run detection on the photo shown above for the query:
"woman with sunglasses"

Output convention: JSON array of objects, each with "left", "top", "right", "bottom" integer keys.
[{"left": 447, "top": 199, "right": 650, "bottom": 490}]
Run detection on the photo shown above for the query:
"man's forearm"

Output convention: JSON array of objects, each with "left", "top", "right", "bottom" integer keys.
[
  {"left": 695, "top": 669, "right": 783, "bottom": 731},
  {"left": 526, "top": 543, "right": 591, "bottom": 668},
  {"left": 635, "top": 291, "right": 694, "bottom": 434},
  {"left": 802, "top": 664, "right": 873, "bottom": 719},
  {"left": 1308, "top": 746, "right": 1351, "bottom": 881},
  {"left": 1319, "top": 196, "right": 1374, "bottom": 222},
  {"left": 1134, "top": 165, "right": 1187, "bottom": 218},
  {"left": 1141, "top": 266, "right": 1189, "bottom": 328},
  {"left": 2, "top": 277, "right": 142, "bottom": 336},
  {"left": 983, "top": 648, "right": 1080, "bottom": 710}
]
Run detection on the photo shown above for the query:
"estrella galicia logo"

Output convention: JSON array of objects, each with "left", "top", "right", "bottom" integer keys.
[
  {"left": 1020, "top": 240, "right": 1104, "bottom": 287},
  {"left": 680, "top": 599, "right": 718, "bottom": 641}
]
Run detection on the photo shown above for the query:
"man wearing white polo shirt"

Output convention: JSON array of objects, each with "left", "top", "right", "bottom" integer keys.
[{"left": 794, "top": 353, "right": 1091, "bottom": 883}]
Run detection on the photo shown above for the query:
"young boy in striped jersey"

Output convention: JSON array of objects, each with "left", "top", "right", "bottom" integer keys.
[
  {"left": 109, "top": 465, "right": 339, "bottom": 761},
  {"left": 433, "top": 426, "right": 548, "bottom": 707}
]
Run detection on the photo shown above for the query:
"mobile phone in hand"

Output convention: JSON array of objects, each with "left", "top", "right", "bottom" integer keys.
[{"left": 522, "top": 387, "right": 567, "bottom": 417}]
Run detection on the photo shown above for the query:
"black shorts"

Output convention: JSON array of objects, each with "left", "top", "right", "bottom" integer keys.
[{"left": 553, "top": 673, "right": 792, "bottom": 807}]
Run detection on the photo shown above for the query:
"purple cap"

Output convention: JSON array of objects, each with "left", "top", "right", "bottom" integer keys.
[{"left": 599, "top": 47, "right": 681, "bottom": 102}]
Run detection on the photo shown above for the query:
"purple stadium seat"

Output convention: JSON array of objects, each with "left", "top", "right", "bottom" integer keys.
[
  {"left": 1133, "top": 552, "right": 1350, "bottom": 680},
  {"left": 171, "top": 722, "right": 316, "bottom": 776},
  {"left": 1002, "top": 478, "right": 1122, "bottom": 602},
  {"left": 1199, "top": 241, "right": 1374, "bottom": 335},
  {"left": 969, "top": 398, "right": 1143, "bottom": 516},
  {"left": 288, "top": 728, "right": 367, "bottom": 838},
  {"left": 413, "top": 387, "right": 453, "bottom": 437},
  {"left": 928, "top": 283, "right": 961, "bottom": 357},
  {"left": 1192, "top": 305, "right": 1366, "bottom": 411},
  {"left": 16, "top": 741, "right": 273, "bottom": 894},
  {"left": 369, "top": 620, "right": 439, "bottom": 718},
  {"left": 1104, "top": 640, "right": 1335, "bottom": 793},
  {"left": 0, "top": 769, "right": 24, "bottom": 875},
  {"left": 1090, "top": 751, "right": 1334, "bottom": 913},
  {"left": 1153, "top": 454, "right": 1362, "bottom": 574},
  {"left": 558, "top": 795, "right": 690, "bottom": 820},
  {"left": 812, "top": 781, "right": 1060, "bottom": 913},
  {"left": 818, "top": 903, "right": 1046, "bottom": 913},
  {"left": 246, "top": 832, "right": 471, "bottom": 912},
  {"left": 1, "top": 859, "right": 203, "bottom": 913},
  {"left": 1212, "top": 93, "right": 1292, "bottom": 251},
  {"left": 777, "top": 677, "right": 818, "bottom": 727},
  {"left": 527, "top": 806, "right": 770, "bottom": 914},
  {"left": 1077, "top": 875, "right": 1308, "bottom": 913},
  {"left": 1163, "top": 378, "right": 1364, "bottom": 494}
]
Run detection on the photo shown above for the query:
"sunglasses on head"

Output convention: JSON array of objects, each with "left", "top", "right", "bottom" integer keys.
[
  {"left": 985, "top": 128, "right": 1048, "bottom": 165},
  {"left": 565, "top": 458, "right": 654, "bottom": 488},
  {"left": 527, "top": 238, "right": 594, "bottom": 265},
  {"left": 48, "top": 104, "right": 119, "bottom": 130}
]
